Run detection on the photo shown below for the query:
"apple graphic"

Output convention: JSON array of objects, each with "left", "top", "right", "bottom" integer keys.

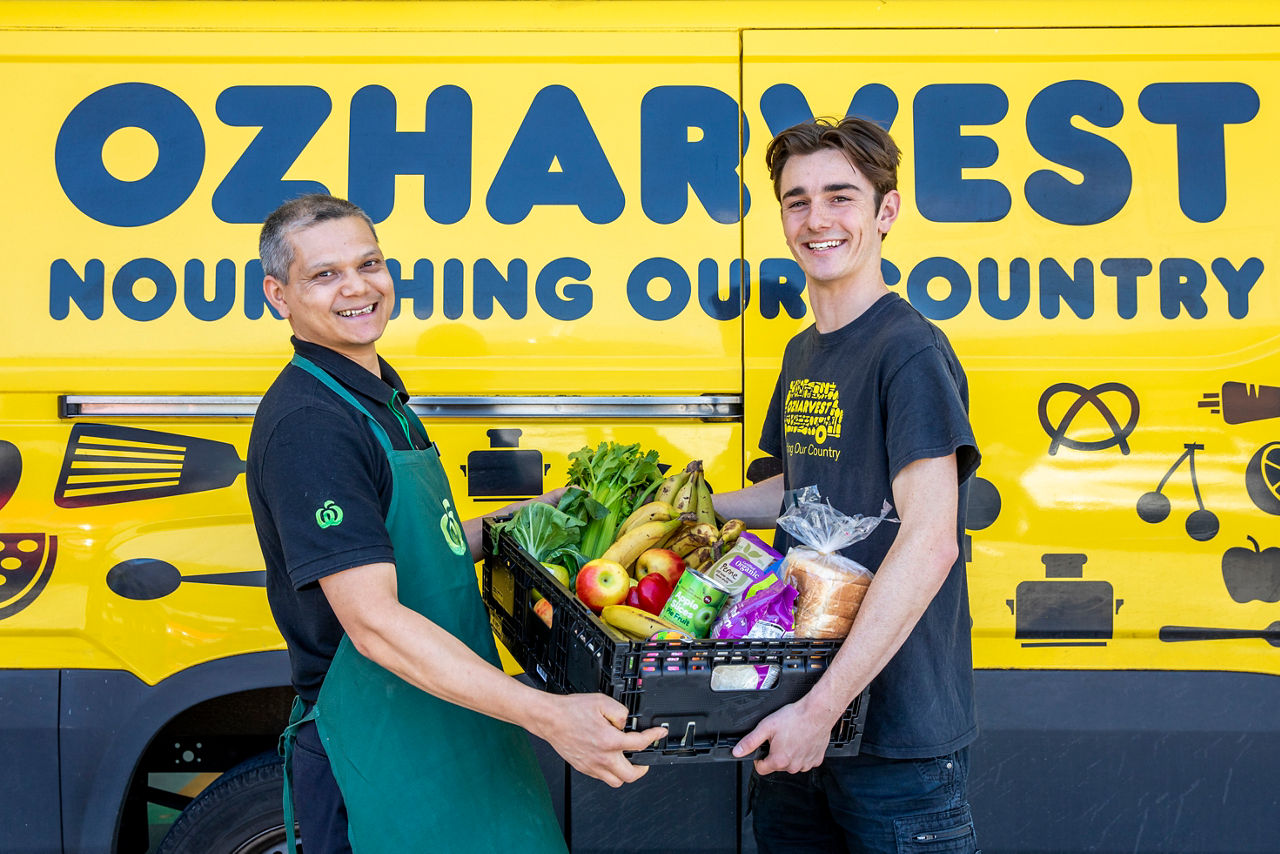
[
  {"left": 635, "top": 548, "right": 686, "bottom": 589},
  {"left": 575, "top": 558, "right": 629, "bottom": 613},
  {"left": 635, "top": 572, "right": 673, "bottom": 615},
  {"left": 540, "top": 562, "right": 571, "bottom": 588},
  {"left": 1222, "top": 536, "right": 1280, "bottom": 603}
]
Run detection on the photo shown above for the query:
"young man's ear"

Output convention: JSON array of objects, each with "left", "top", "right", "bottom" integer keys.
[
  {"left": 263, "top": 275, "right": 291, "bottom": 319},
  {"left": 877, "top": 189, "right": 901, "bottom": 237}
]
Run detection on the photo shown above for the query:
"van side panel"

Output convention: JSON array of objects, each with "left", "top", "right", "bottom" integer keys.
[{"left": 971, "top": 670, "right": 1280, "bottom": 853}]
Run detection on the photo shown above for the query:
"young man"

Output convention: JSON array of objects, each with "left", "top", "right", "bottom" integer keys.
[
  {"left": 715, "top": 117, "right": 982, "bottom": 852},
  {"left": 246, "top": 194, "right": 664, "bottom": 854}
]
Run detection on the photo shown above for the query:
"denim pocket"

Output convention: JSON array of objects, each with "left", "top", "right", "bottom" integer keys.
[
  {"left": 911, "top": 752, "right": 967, "bottom": 805},
  {"left": 894, "top": 804, "right": 978, "bottom": 853}
]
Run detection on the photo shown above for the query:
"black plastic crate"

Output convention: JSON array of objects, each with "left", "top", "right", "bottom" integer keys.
[{"left": 481, "top": 517, "right": 868, "bottom": 764}]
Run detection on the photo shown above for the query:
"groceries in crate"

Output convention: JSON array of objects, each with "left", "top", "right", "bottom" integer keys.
[
  {"left": 493, "top": 450, "right": 897, "bottom": 648},
  {"left": 480, "top": 465, "right": 872, "bottom": 763},
  {"left": 777, "top": 488, "right": 896, "bottom": 640}
]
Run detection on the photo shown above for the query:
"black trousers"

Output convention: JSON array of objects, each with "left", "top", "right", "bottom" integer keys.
[{"left": 290, "top": 718, "right": 353, "bottom": 854}]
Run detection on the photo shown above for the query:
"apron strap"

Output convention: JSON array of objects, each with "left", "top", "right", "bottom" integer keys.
[
  {"left": 397, "top": 397, "right": 432, "bottom": 447},
  {"left": 279, "top": 695, "right": 320, "bottom": 854},
  {"left": 290, "top": 354, "right": 397, "bottom": 455}
]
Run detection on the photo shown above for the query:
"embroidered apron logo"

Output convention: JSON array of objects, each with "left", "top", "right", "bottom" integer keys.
[
  {"left": 439, "top": 497, "right": 467, "bottom": 555},
  {"left": 315, "top": 500, "right": 344, "bottom": 528}
]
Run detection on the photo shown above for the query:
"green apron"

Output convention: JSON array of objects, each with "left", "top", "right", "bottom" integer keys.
[{"left": 279, "top": 354, "right": 566, "bottom": 854}]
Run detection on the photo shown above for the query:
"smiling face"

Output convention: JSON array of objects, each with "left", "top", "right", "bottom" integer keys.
[
  {"left": 779, "top": 147, "right": 899, "bottom": 298},
  {"left": 262, "top": 215, "right": 394, "bottom": 373}
]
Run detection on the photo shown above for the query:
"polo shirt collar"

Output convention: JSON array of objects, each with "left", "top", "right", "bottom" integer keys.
[{"left": 290, "top": 337, "right": 408, "bottom": 403}]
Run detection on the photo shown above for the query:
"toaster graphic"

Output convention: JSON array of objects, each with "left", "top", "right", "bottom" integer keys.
[
  {"left": 1007, "top": 553, "right": 1123, "bottom": 646},
  {"left": 460, "top": 429, "right": 551, "bottom": 501}
]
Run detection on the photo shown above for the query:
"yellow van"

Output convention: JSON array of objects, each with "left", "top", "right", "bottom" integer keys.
[{"left": 2, "top": 2, "right": 1276, "bottom": 852}]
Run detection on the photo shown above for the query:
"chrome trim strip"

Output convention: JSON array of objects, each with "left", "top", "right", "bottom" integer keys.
[{"left": 60, "top": 395, "right": 743, "bottom": 421}]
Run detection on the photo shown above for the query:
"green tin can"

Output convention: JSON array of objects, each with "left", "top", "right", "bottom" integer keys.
[{"left": 659, "top": 568, "right": 732, "bottom": 638}]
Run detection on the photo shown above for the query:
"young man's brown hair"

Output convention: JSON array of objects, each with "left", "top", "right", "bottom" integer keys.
[{"left": 765, "top": 116, "right": 902, "bottom": 213}]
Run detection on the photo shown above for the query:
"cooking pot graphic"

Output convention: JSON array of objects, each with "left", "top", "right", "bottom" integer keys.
[
  {"left": 459, "top": 429, "right": 550, "bottom": 501},
  {"left": 1006, "top": 553, "right": 1122, "bottom": 647}
]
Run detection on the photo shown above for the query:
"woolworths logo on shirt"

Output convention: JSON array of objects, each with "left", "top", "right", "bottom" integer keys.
[{"left": 315, "top": 500, "right": 344, "bottom": 529}]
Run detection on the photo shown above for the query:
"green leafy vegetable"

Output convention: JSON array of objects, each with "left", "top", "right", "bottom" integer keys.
[
  {"left": 490, "top": 500, "right": 587, "bottom": 573},
  {"left": 565, "top": 441, "right": 663, "bottom": 560}
]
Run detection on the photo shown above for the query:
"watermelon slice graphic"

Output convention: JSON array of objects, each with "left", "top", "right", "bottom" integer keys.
[{"left": 0, "top": 533, "right": 57, "bottom": 619}]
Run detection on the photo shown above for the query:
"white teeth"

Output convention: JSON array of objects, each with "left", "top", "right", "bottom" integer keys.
[
  {"left": 337, "top": 305, "right": 375, "bottom": 317},
  {"left": 807, "top": 240, "right": 842, "bottom": 250}
]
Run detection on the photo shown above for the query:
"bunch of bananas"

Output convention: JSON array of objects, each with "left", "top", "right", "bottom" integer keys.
[
  {"left": 598, "top": 506, "right": 693, "bottom": 572},
  {"left": 648, "top": 460, "right": 746, "bottom": 572}
]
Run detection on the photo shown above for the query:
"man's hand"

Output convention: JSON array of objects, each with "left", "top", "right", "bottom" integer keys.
[
  {"left": 731, "top": 697, "right": 837, "bottom": 775},
  {"left": 540, "top": 693, "right": 668, "bottom": 787}
]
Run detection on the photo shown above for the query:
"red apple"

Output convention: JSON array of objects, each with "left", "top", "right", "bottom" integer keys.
[
  {"left": 634, "top": 572, "right": 673, "bottom": 615},
  {"left": 625, "top": 586, "right": 642, "bottom": 608},
  {"left": 575, "top": 558, "right": 629, "bottom": 613},
  {"left": 533, "top": 597, "right": 554, "bottom": 628},
  {"left": 635, "top": 548, "right": 686, "bottom": 589}
]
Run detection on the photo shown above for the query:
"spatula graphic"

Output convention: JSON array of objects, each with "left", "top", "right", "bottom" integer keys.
[
  {"left": 1158, "top": 622, "right": 1280, "bottom": 647},
  {"left": 106, "top": 558, "right": 266, "bottom": 600},
  {"left": 55, "top": 423, "right": 246, "bottom": 508}
]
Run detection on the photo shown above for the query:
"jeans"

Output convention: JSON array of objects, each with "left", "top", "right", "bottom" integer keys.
[
  {"left": 291, "top": 718, "right": 353, "bottom": 854},
  {"left": 750, "top": 748, "right": 979, "bottom": 854}
]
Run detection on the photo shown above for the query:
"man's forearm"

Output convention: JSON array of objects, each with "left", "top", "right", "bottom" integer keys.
[{"left": 711, "top": 473, "right": 783, "bottom": 530}]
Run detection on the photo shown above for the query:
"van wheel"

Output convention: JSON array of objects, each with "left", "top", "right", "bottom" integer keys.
[{"left": 156, "top": 751, "right": 300, "bottom": 854}]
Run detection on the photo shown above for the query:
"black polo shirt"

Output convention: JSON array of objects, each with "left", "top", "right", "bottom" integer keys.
[{"left": 246, "top": 338, "right": 432, "bottom": 701}]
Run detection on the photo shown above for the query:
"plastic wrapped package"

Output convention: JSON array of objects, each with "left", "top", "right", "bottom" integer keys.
[
  {"left": 777, "top": 488, "right": 896, "bottom": 639},
  {"left": 709, "top": 582, "right": 797, "bottom": 690}
]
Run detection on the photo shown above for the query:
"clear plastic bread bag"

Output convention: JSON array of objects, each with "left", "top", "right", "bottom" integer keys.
[{"left": 777, "top": 487, "right": 896, "bottom": 639}]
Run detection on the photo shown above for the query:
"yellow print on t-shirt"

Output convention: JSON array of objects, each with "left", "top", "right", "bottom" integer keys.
[{"left": 783, "top": 379, "right": 843, "bottom": 456}]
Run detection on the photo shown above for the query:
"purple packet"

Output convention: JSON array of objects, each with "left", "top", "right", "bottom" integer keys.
[{"left": 710, "top": 583, "right": 798, "bottom": 690}]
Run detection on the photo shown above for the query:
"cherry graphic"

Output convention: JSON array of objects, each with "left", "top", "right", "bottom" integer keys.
[
  {"left": 1186, "top": 508, "right": 1220, "bottom": 542},
  {"left": 1136, "top": 491, "right": 1171, "bottom": 523}
]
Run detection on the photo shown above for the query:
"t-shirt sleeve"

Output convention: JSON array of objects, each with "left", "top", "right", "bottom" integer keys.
[
  {"left": 884, "top": 346, "right": 980, "bottom": 484},
  {"left": 257, "top": 405, "right": 396, "bottom": 590},
  {"left": 759, "top": 371, "right": 785, "bottom": 458}
]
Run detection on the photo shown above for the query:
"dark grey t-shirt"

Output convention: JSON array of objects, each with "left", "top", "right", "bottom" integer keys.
[{"left": 761, "top": 292, "right": 980, "bottom": 759}]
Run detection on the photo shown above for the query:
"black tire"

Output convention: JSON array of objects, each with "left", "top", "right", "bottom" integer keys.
[{"left": 156, "top": 751, "right": 301, "bottom": 854}]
